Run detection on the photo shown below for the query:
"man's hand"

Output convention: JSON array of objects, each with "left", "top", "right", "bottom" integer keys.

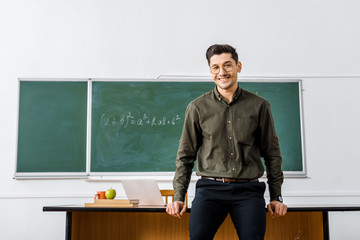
[
  {"left": 166, "top": 201, "right": 187, "bottom": 218},
  {"left": 267, "top": 201, "right": 287, "bottom": 218}
]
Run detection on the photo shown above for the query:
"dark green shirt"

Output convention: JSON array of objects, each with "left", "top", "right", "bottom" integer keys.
[{"left": 173, "top": 85, "right": 284, "bottom": 202}]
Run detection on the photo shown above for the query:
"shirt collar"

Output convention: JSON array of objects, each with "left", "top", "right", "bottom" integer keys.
[{"left": 214, "top": 84, "right": 242, "bottom": 102}]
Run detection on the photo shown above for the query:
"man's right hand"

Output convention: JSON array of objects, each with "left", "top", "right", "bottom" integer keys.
[{"left": 166, "top": 201, "right": 187, "bottom": 218}]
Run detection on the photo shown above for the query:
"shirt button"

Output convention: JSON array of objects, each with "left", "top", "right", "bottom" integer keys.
[
  {"left": 228, "top": 120, "right": 231, "bottom": 124},
  {"left": 232, "top": 168, "right": 236, "bottom": 171},
  {"left": 230, "top": 152, "right": 234, "bottom": 156},
  {"left": 229, "top": 136, "right": 232, "bottom": 140}
]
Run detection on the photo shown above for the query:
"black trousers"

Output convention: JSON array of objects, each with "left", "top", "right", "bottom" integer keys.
[{"left": 189, "top": 178, "right": 266, "bottom": 240}]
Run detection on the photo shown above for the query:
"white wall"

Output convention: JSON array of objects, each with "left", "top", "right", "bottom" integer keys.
[{"left": 1, "top": 0, "right": 360, "bottom": 239}]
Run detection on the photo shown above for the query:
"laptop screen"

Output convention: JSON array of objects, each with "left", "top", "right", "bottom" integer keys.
[{"left": 121, "top": 179, "right": 165, "bottom": 206}]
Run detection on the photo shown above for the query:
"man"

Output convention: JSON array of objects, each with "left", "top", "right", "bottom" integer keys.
[{"left": 166, "top": 44, "right": 287, "bottom": 239}]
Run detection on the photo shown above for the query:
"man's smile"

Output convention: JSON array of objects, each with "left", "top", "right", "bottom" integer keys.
[{"left": 217, "top": 75, "right": 231, "bottom": 82}]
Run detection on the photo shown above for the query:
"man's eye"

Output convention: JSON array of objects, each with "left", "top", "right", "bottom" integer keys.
[{"left": 212, "top": 66, "right": 219, "bottom": 70}]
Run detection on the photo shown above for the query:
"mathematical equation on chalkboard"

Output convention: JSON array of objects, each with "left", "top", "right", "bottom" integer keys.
[{"left": 100, "top": 111, "right": 182, "bottom": 129}]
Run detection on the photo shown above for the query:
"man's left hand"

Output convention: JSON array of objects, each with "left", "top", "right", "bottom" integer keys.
[{"left": 267, "top": 201, "right": 287, "bottom": 218}]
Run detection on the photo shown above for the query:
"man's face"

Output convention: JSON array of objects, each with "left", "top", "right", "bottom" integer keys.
[{"left": 209, "top": 53, "right": 242, "bottom": 92}]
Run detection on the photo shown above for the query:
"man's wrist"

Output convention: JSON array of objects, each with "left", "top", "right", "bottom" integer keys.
[{"left": 271, "top": 195, "right": 283, "bottom": 203}]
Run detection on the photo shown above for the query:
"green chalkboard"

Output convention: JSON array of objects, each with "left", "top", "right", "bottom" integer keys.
[
  {"left": 91, "top": 81, "right": 303, "bottom": 173},
  {"left": 16, "top": 80, "right": 303, "bottom": 175},
  {"left": 91, "top": 82, "right": 211, "bottom": 172},
  {"left": 17, "top": 81, "right": 88, "bottom": 173}
]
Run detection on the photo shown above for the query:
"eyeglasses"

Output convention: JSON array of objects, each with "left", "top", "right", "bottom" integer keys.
[{"left": 210, "top": 63, "right": 234, "bottom": 74}]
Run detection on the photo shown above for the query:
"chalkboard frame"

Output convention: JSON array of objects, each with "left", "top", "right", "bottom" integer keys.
[{"left": 15, "top": 78, "right": 306, "bottom": 179}]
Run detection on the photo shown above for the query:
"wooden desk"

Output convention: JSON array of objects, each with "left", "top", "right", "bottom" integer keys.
[{"left": 43, "top": 205, "right": 360, "bottom": 240}]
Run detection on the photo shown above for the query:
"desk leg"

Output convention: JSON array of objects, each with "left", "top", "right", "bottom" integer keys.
[
  {"left": 66, "top": 212, "right": 72, "bottom": 240},
  {"left": 322, "top": 211, "right": 329, "bottom": 240}
]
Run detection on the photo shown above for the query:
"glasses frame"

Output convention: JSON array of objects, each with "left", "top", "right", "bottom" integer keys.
[{"left": 210, "top": 62, "right": 234, "bottom": 74}]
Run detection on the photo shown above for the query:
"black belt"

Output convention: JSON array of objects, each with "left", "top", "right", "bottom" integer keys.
[{"left": 202, "top": 176, "right": 258, "bottom": 183}]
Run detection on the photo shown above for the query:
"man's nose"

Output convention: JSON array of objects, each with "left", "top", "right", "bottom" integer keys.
[{"left": 219, "top": 67, "right": 227, "bottom": 75}]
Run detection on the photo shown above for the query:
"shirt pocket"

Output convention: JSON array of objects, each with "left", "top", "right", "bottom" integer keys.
[{"left": 235, "top": 118, "right": 258, "bottom": 145}]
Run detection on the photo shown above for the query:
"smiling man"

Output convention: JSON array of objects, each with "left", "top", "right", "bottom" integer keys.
[{"left": 166, "top": 44, "right": 287, "bottom": 239}]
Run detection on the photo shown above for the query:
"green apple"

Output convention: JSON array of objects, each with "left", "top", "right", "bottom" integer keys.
[{"left": 105, "top": 188, "right": 116, "bottom": 199}]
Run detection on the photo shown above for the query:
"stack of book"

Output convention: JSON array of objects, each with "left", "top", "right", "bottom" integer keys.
[{"left": 85, "top": 199, "right": 140, "bottom": 208}]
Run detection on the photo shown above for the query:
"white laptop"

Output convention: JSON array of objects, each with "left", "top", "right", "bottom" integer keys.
[{"left": 121, "top": 179, "right": 165, "bottom": 206}]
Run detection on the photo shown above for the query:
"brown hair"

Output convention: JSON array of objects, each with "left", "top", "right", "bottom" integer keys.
[{"left": 206, "top": 44, "right": 238, "bottom": 65}]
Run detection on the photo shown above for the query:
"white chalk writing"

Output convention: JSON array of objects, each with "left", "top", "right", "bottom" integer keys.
[{"left": 101, "top": 112, "right": 182, "bottom": 129}]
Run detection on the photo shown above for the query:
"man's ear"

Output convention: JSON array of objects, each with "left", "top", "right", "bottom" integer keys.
[{"left": 237, "top": 61, "right": 242, "bottom": 73}]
